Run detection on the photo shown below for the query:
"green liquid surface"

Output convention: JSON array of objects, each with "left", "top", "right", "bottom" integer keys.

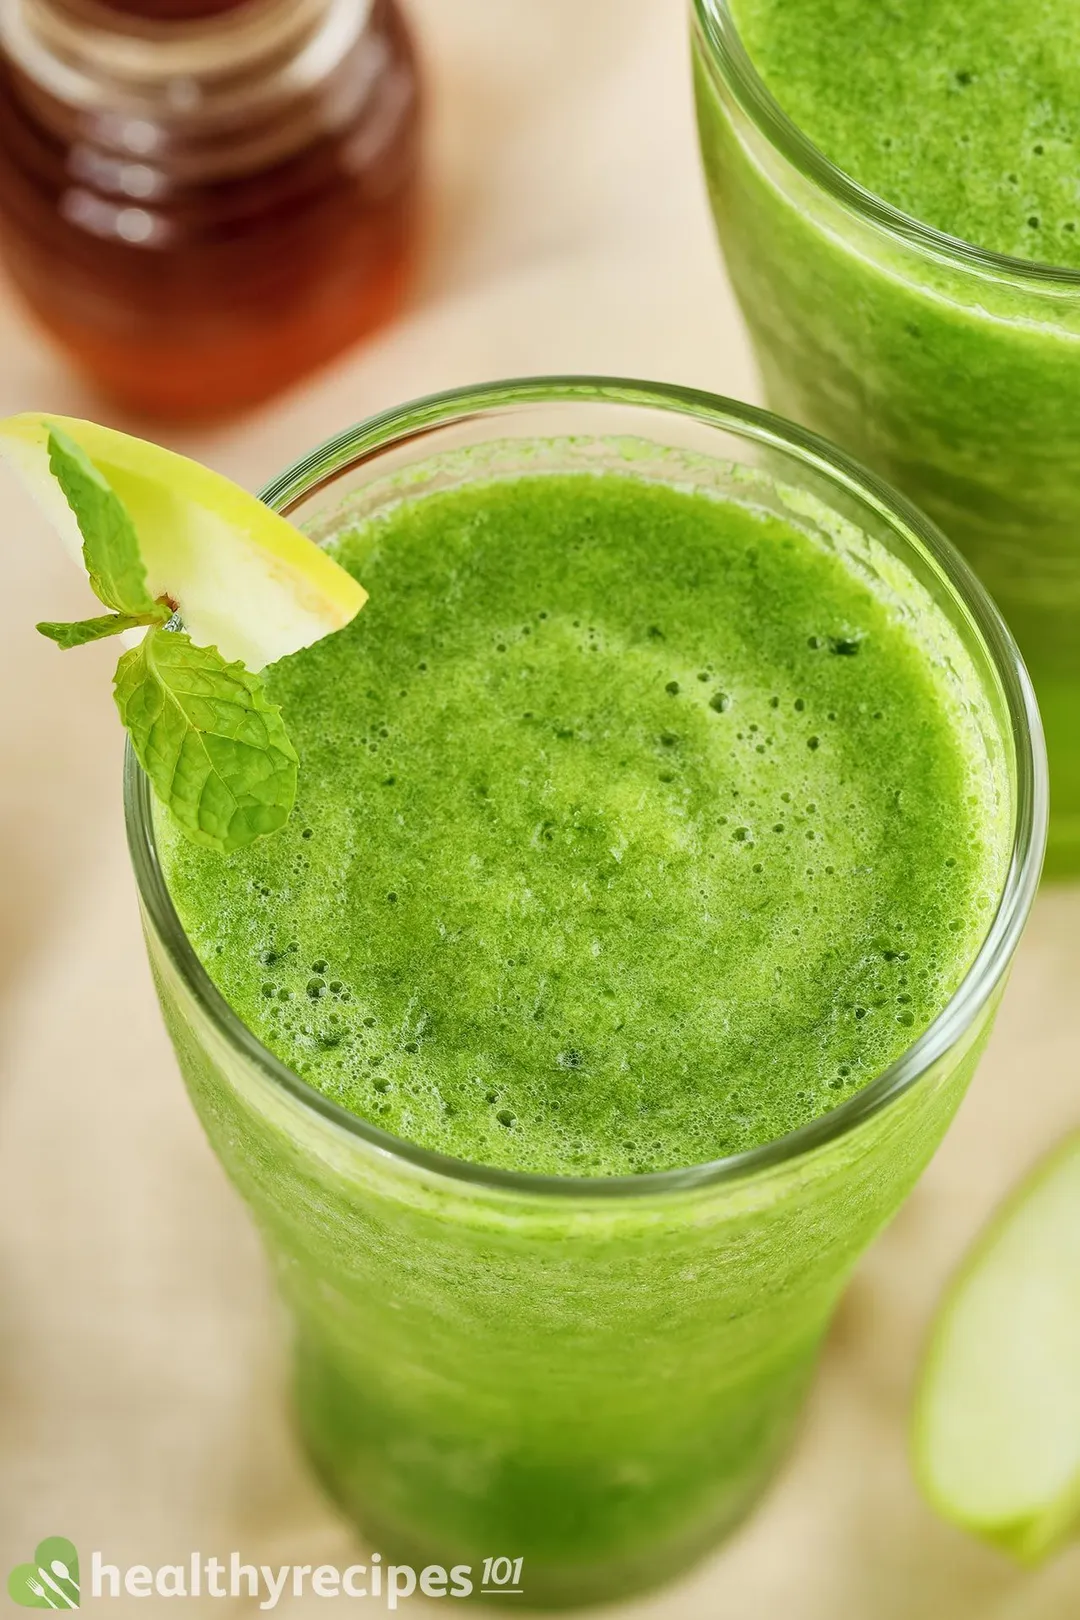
[
  {"left": 729, "top": 0, "right": 1080, "bottom": 266},
  {"left": 160, "top": 471, "right": 1004, "bottom": 1177}
]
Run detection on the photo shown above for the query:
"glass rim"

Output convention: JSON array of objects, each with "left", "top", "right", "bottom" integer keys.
[
  {"left": 691, "top": 0, "right": 1080, "bottom": 288},
  {"left": 125, "top": 375, "right": 1047, "bottom": 1202}
]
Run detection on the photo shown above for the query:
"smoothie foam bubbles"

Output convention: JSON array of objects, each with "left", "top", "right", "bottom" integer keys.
[{"left": 157, "top": 447, "right": 1010, "bottom": 1179}]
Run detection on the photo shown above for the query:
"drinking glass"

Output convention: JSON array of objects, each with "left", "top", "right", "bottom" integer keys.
[
  {"left": 692, "top": 0, "right": 1080, "bottom": 875},
  {"left": 126, "top": 379, "right": 1045, "bottom": 1608}
]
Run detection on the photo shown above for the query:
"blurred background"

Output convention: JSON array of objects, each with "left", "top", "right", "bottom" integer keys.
[{"left": 0, "top": 1, "right": 1077, "bottom": 1615}]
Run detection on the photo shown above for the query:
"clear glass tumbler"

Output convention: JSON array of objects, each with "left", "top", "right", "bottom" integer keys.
[
  {"left": 126, "top": 380, "right": 1045, "bottom": 1608},
  {"left": 692, "top": 0, "right": 1080, "bottom": 876}
]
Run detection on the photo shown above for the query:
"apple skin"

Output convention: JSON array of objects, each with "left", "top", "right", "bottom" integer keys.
[
  {"left": 0, "top": 412, "right": 367, "bottom": 672},
  {"left": 913, "top": 1132, "right": 1080, "bottom": 1564}
]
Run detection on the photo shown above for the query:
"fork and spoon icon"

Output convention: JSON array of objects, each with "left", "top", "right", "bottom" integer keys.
[{"left": 23, "top": 1560, "right": 79, "bottom": 1609}]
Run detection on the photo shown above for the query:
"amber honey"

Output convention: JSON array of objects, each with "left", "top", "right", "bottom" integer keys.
[{"left": 0, "top": 0, "right": 421, "bottom": 418}]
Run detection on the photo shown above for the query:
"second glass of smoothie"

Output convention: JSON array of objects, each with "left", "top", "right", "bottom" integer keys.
[
  {"left": 127, "top": 380, "right": 1044, "bottom": 1606},
  {"left": 693, "top": 0, "right": 1080, "bottom": 875}
]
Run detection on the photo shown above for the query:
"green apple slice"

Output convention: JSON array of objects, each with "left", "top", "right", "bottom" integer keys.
[
  {"left": 914, "top": 1133, "right": 1080, "bottom": 1562},
  {"left": 0, "top": 412, "right": 366, "bottom": 671}
]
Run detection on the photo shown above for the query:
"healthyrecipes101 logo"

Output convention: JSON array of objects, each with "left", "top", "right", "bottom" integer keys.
[
  {"left": 8, "top": 1541, "right": 526, "bottom": 1609},
  {"left": 8, "top": 1538, "right": 80, "bottom": 1609}
]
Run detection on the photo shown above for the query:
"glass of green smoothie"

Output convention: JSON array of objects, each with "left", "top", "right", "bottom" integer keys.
[
  {"left": 692, "top": 0, "right": 1080, "bottom": 876},
  {"left": 126, "top": 379, "right": 1045, "bottom": 1607}
]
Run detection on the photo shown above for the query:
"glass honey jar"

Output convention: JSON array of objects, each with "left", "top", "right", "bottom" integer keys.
[{"left": 0, "top": 0, "right": 422, "bottom": 417}]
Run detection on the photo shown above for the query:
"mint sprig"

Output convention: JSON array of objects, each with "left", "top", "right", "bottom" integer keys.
[
  {"left": 37, "top": 610, "right": 167, "bottom": 649},
  {"left": 47, "top": 427, "right": 162, "bottom": 614},
  {"left": 115, "top": 629, "right": 298, "bottom": 853},
  {"left": 35, "top": 430, "right": 170, "bottom": 647},
  {"left": 36, "top": 425, "right": 298, "bottom": 853}
]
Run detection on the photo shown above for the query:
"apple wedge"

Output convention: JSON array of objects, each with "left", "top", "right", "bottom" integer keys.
[
  {"left": 914, "top": 1133, "right": 1080, "bottom": 1562},
  {"left": 0, "top": 412, "right": 365, "bottom": 671}
]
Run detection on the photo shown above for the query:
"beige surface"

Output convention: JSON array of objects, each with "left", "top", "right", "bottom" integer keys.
[{"left": 0, "top": 1, "right": 1078, "bottom": 1614}]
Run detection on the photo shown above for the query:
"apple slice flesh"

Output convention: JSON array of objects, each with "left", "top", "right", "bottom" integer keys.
[
  {"left": 0, "top": 412, "right": 366, "bottom": 671},
  {"left": 914, "top": 1133, "right": 1080, "bottom": 1562}
]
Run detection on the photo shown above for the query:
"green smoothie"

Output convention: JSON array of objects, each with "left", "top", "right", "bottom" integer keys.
[
  {"left": 134, "top": 404, "right": 1029, "bottom": 1607},
  {"left": 159, "top": 472, "right": 1002, "bottom": 1176},
  {"left": 730, "top": 0, "right": 1080, "bottom": 267},
  {"left": 693, "top": 0, "right": 1080, "bottom": 873}
]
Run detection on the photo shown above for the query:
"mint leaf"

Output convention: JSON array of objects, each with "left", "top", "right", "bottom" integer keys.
[
  {"left": 37, "top": 607, "right": 168, "bottom": 649},
  {"left": 47, "top": 426, "right": 157, "bottom": 616},
  {"left": 114, "top": 627, "right": 298, "bottom": 853}
]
